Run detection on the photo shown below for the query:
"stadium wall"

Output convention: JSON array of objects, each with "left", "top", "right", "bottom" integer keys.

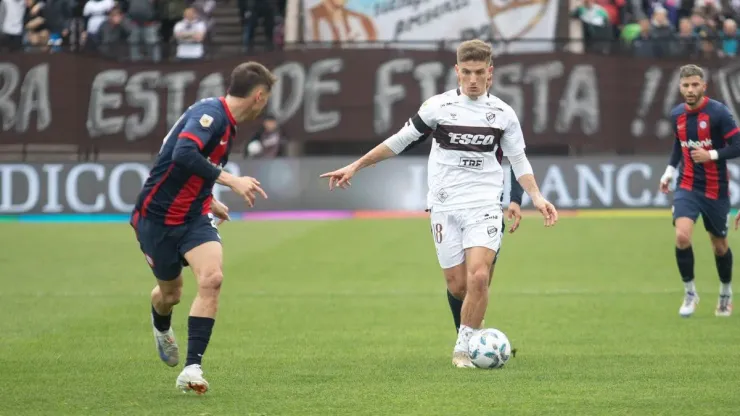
[{"left": 2, "top": 156, "right": 740, "bottom": 220}]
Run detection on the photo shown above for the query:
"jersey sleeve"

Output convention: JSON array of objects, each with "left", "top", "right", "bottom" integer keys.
[
  {"left": 383, "top": 96, "right": 440, "bottom": 154},
  {"left": 177, "top": 110, "right": 226, "bottom": 151},
  {"left": 500, "top": 107, "right": 526, "bottom": 156},
  {"left": 668, "top": 113, "right": 681, "bottom": 168},
  {"left": 719, "top": 105, "right": 740, "bottom": 141}
]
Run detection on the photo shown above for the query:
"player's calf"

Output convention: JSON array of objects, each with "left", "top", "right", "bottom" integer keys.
[
  {"left": 151, "top": 279, "right": 183, "bottom": 367},
  {"left": 443, "top": 263, "right": 466, "bottom": 333}
]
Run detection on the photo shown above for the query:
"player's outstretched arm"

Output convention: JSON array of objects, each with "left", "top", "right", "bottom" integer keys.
[
  {"left": 217, "top": 171, "right": 268, "bottom": 208},
  {"left": 319, "top": 144, "right": 397, "bottom": 191},
  {"left": 320, "top": 101, "right": 439, "bottom": 190}
]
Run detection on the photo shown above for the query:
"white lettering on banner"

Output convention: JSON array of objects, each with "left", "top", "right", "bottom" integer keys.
[
  {"left": 268, "top": 60, "right": 342, "bottom": 134},
  {"left": 0, "top": 162, "right": 242, "bottom": 214},
  {"left": 575, "top": 164, "right": 614, "bottom": 207},
  {"left": 0, "top": 164, "right": 39, "bottom": 213},
  {"left": 301, "top": 0, "right": 559, "bottom": 55},
  {"left": 43, "top": 164, "right": 64, "bottom": 213},
  {"left": 67, "top": 164, "right": 105, "bottom": 212},
  {"left": 0, "top": 63, "right": 51, "bottom": 134},
  {"left": 109, "top": 163, "right": 150, "bottom": 212},
  {"left": 87, "top": 70, "right": 225, "bottom": 141}
]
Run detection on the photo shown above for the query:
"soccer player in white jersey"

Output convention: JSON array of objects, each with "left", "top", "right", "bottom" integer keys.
[{"left": 320, "top": 39, "right": 558, "bottom": 368}]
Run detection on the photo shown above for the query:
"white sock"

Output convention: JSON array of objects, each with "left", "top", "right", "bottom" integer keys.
[
  {"left": 684, "top": 281, "right": 697, "bottom": 295},
  {"left": 720, "top": 283, "right": 732, "bottom": 297},
  {"left": 454, "top": 325, "right": 475, "bottom": 353}
]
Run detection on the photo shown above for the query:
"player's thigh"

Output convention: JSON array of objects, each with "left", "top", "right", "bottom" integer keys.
[
  {"left": 461, "top": 206, "right": 502, "bottom": 279},
  {"left": 430, "top": 210, "right": 465, "bottom": 269},
  {"left": 699, "top": 196, "right": 730, "bottom": 239},
  {"left": 133, "top": 215, "right": 184, "bottom": 281},
  {"left": 672, "top": 190, "right": 700, "bottom": 224},
  {"left": 180, "top": 216, "right": 224, "bottom": 285}
]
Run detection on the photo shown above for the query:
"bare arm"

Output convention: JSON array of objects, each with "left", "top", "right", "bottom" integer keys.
[{"left": 349, "top": 143, "right": 397, "bottom": 172}]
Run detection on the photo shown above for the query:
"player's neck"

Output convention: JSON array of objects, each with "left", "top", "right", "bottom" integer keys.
[
  {"left": 223, "top": 95, "right": 243, "bottom": 123},
  {"left": 686, "top": 96, "right": 707, "bottom": 111}
]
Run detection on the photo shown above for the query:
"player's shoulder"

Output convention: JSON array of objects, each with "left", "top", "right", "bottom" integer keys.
[
  {"left": 485, "top": 93, "right": 518, "bottom": 119},
  {"left": 707, "top": 98, "right": 732, "bottom": 115},
  {"left": 419, "top": 90, "right": 459, "bottom": 110},
  {"left": 670, "top": 103, "right": 686, "bottom": 118},
  {"left": 187, "top": 97, "right": 227, "bottom": 127}
]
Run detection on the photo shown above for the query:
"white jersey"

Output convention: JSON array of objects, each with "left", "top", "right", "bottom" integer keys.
[{"left": 384, "top": 88, "right": 527, "bottom": 212}]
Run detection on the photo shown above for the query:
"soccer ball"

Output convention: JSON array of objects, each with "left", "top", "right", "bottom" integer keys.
[{"left": 468, "top": 328, "right": 512, "bottom": 369}]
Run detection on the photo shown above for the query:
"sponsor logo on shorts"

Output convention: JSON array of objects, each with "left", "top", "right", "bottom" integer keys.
[
  {"left": 487, "top": 226, "right": 498, "bottom": 237},
  {"left": 459, "top": 157, "right": 484, "bottom": 169}
]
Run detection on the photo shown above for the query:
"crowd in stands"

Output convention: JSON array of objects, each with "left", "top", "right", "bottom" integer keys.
[
  {"left": 0, "top": 0, "right": 286, "bottom": 60},
  {"left": 572, "top": 0, "right": 740, "bottom": 57}
]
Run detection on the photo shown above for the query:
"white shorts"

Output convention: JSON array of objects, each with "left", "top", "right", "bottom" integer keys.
[{"left": 429, "top": 205, "right": 504, "bottom": 269}]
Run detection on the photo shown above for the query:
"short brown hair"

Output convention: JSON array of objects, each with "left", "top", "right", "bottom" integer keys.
[
  {"left": 227, "top": 62, "right": 277, "bottom": 98},
  {"left": 457, "top": 40, "right": 493, "bottom": 64},
  {"left": 679, "top": 64, "right": 705, "bottom": 80}
]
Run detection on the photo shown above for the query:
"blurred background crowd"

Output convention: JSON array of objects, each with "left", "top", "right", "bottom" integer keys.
[{"left": 0, "top": 0, "right": 286, "bottom": 59}]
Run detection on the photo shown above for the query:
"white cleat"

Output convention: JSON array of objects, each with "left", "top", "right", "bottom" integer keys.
[
  {"left": 679, "top": 292, "right": 700, "bottom": 317},
  {"left": 152, "top": 321, "right": 179, "bottom": 367},
  {"left": 176, "top": 364, "right": 209, "bottom": 395},
  {"left": 452, "top": 351, "right": 476, "bottom": 368},
  {"left": 715, "top": 295, "right": 733, "bottom": 317}
]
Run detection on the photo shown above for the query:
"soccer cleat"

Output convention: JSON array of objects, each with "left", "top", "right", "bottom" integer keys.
[
  {"left": 176, "top": 364, "right": 209, "bottom": 395},
  {"left": 679, "top": 292, "right": 700, "bottom": 317},
  {"left": 452, "top": 351, "right": 475, "bottom": 368},
  {"left": 715, "top": 295, "right": 733, "bottom": 317},
  {"left": 152, "top": 320, "right": 179, "bottom": 367}
]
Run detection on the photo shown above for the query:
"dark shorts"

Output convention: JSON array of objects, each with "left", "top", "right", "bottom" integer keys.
[
  {"left": 672, "top": 189, "right": 730, "bottom": 238},
  {"left": 131, "top": 212, "right": 221, "bottom": 281}
]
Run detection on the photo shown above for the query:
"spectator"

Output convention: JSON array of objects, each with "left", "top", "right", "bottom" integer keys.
[
  {"left": 191, "top": 0, "right": 215, "bottom": 33},
  {"left": 160, "top": 0, "right": 186, "bottom": 43},
  {"left": 173, "top": 7, "right": 206, "bottom": 60},
  {"left": 98, "top": 6, "right": 130, "bottom": 58},
  {"left": 632, "top": 18, "right": 655, "bottom": 56},
  {"left": 675, "top": 17, "right": 698, "bottom": 57},
  {"left": 697, "top": 25, "right": 718, "bottom": 57},
  {"left": 23, "top": 0, "right": 47, "bottom": 49},
  {"left": 650, "top": 7, "right": 676, "bottom": 57},
  {"left": 244, "top": 116, "right": 285, "bottom": 159},
  {"left": 572, "top": 0, "right": 614, "bottom": 53},
  {"left": 240, "top": 0, "right": 275, "bottom": 51},
  {"left": 82, "top": 0, "right": 115, "bottom": 47},
  {"left": 43, "top": 0, "right": 73, "bottom": 52},
  {"left": 127, "top": 0, "right": 160, "bottom": 62},
  {"left": 0, "top": 0, "right": 26, "bottom": 52},
  {"left": 719, "top": 18, "right": 739, "bottom": 57}
]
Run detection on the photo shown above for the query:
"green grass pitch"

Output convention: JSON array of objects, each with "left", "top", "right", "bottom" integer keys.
[{"left": 1, "top": 217, "right": 739, "bottom": 415}]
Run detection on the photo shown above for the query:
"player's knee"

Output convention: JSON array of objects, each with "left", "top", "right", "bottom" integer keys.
[
  {"left": 675, "top": 228, "right": 692, "bottom": 248},
  {"left": 466, "top": 267, "right": 489, "bottom": 292},
  {"left": 162, "top": 287, "right": 182, "bottom": 306},
  {"left": 197, "top": 269, "right": 224, "bottom": 295},
  {"left": 712, "top": 238, "right": 729, "bottom": 256}
]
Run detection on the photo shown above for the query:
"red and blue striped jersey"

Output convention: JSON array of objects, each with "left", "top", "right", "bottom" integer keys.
[
  {"left": 670, "top": 97, "right": 740, "bottom": 200},
  {"left": 134, "top": 97, "right": 237, "bottom": 225}
]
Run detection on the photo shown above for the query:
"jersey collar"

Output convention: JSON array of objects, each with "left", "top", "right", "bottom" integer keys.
[{"left": 219, "top": 97, "right": 238, "bottom": 125}]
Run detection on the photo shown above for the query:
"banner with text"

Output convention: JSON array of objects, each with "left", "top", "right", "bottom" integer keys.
[
  {"left": 3, "top": 52, "right": 740, "bottom": 154},
  {"left": 301, "top": 0, "right": 560, "bottom": 54},
  {"left": 4, "top": 157, "right": 740, "bottom": 215}
]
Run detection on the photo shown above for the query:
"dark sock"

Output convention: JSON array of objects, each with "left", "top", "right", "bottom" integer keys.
[
  {"left": 151, "top": 305, "right": 172, "bottom": 332},
  {"left": 676, "top": 246, "right": 695, "bottom": 283},
  {"left": 186, "top": 316, "right": 215, "bottom": 367},
  {"left": 447, "top": 290, "right": 463, "bottom": 333},
  {"left": 715, "top": 248, "right": 733, "bottom": 284}
]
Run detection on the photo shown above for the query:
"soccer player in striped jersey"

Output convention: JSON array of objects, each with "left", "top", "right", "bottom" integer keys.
[
  {"left": 320, "top": 40, "right": 557, "bottom": 368},
  {"left": 131, "top": 62, "right": 274, "bottom": 394},
  {"left": 659, "top": 64, "right": 740, "bottom": 318}
]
